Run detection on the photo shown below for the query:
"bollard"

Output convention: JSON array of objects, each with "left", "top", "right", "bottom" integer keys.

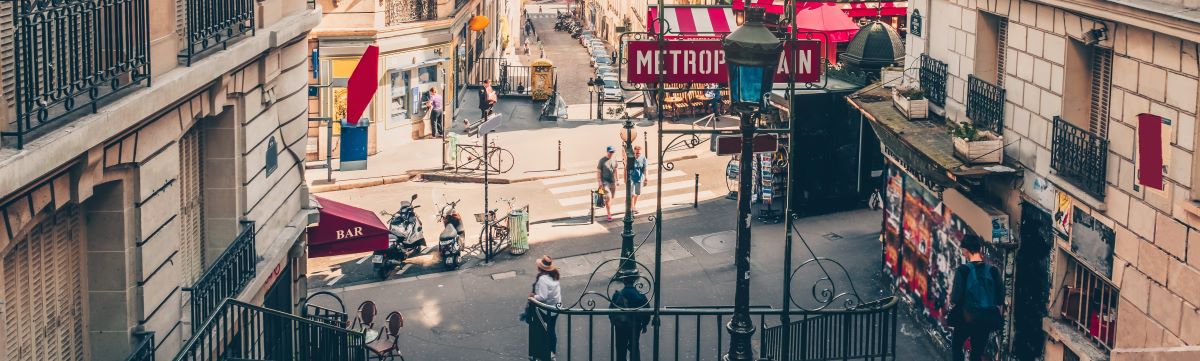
[
  {"left": 694, "top": 173, "right": 700, "bottom": 208},
  {"left": 644, "top": 131, "right": 649, "bottom": 161},
  {"left": 589, "top": 190, "right": 596, "bottom": 224},
  {"left": 557, "top": 140, "right": 562, "bottom": 170}
]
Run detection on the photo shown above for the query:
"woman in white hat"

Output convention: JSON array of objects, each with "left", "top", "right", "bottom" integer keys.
[{"left": 529, "top": 255, "right": 562, "bottom": 358}]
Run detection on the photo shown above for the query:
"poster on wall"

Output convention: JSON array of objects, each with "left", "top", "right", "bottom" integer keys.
[
  {"left": 882, "top": 163, "right": 971, "bottom": 336},
  {"left": 1054, "top": 192, "right": 1074, "bottom": 238},
  {"left": 1071, "top": 208, "right": 1116, "bottom": 278}
]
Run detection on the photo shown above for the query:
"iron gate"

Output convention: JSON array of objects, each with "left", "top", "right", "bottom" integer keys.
[{"left": 468, "top": 58, "right": 542, "bottom": 96}]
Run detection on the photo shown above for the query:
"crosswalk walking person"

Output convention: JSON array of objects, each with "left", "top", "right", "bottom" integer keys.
[{"left": 540, "top": 167, "right": 716, "bottom": 220}]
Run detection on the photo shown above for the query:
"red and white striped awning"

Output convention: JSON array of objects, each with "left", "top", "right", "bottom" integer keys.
[
  {"left": 731, "top": 1, "right": 909, "bottom": 17},
  {"left": 647, "top": 6, "right": 737, "bottom": 35}
]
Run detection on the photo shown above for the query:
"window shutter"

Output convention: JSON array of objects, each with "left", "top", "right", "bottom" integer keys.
[
  {"left": 2, "top": 206, "right": 85, "bottom": 361},
  {"left": 179, "top": 125, "right": 206, "bottom": 285},
  {"left": 1, "top": 3, "right": 15, "bottom": 112},
  {"left": 1090, "top": 48, "right": 1113, "bottom": 138},
  {"left": 996, "top": 20, "right": 1007, "bottom": 87},
  {"left": 176, "top": 0, "right": 187, "bottom": 38}
]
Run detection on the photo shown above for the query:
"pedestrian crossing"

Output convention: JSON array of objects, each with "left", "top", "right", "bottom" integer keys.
[{"left": 542, "top": 170, "right": 714, "bottom": 219}]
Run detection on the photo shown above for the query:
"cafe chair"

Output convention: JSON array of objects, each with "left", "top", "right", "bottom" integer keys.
[
  {"left": 352, "top": 300, "right": 378, "bottom": 332},
  {"left": 366, "top": 311, "right": 405, "bottom": 360}
]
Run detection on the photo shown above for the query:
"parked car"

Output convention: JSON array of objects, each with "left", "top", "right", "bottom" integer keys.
[
  {"left": 595, "top": 65, "right": 617, "bottom": 79},
  {"left": 591, "top": 56, "right": 612, "bottom": 68},
  {"left": 600, "top": 78, "right": 624, "bottom": 102}
]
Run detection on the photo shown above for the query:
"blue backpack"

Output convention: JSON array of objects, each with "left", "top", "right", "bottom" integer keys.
[{"left": 962, "top": 263, "right": 1003, "bottom": 329}]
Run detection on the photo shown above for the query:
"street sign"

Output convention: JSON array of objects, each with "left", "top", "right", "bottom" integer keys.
[
  {"left": 465, "top": 113, "right": 504, "bottom": 137},
  {"left": 625, "top": 40, "right": 822, "bottom": 84},
  {"left": 715, "top": 134, "right": 778, "bottom": 155}
]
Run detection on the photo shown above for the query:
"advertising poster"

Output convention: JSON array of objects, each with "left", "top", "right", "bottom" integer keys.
[{"left": 1054, "top": 193, "right": 1074, "bottom": 238}]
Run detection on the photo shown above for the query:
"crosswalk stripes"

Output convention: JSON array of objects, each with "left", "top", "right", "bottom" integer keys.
[{"left": 542, "top": 170, "right": 712, "bottom": 219}]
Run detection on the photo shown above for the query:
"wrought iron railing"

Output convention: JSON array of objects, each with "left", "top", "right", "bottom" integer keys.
[
  {"left": 1051, "top": 116, "right": 1108, "bottom": 198},
  {"left": 179, "top": 0, "right": 255, "bottom": 66},
  {"left": 471, "top": 57, "right": 506, "bottom": 86},
  {"left": 184, "top": 221, "right": 257, "bottom": 332},
  {"left": 174, "top": 298, "right": 368, "bottom": 361},
  {"left": 1058, "top": 253, "right": 1118, "bottom": 349},
  {"left": 2, "top": 0, "right": 151, "bottom": 149},
  {"left": 967, "top": 75, "right": 1006, "bottom": 134},
  {"left": 454, "top": 0, "right": 470, "bottom": 10},
  {"left": 919, "top": 54, "right": 947, "bottom": 108},
  {"left": 385, "top": 0, "right": 437, "bottom": 25},
  {"left": 124, "top": 332, "right": 155, "bottom": 361},
  {"left": 528, "top": 298, "right": 898, "bottom": 360}
]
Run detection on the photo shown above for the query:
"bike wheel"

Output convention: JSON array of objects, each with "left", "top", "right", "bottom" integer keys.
[{"left": 490, "top": 148, "right": 516, "bottom": 174}]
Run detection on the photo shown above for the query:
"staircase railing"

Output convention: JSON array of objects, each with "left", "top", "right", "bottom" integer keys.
[
  {"left": 174, "top": 298, "right": 368, "bottom": 361},
  {"left": 185, "top": 221, "right": 257, "bottom": 332}
]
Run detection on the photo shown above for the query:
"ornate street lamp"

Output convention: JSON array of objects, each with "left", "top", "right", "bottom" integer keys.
[{"left": 721, "top": 5, "right": 782, "bottom": 361}]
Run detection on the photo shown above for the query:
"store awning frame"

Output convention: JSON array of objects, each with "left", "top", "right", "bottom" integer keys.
[{"left": 307, "top": 196, "right": 390, "bottom": 258}]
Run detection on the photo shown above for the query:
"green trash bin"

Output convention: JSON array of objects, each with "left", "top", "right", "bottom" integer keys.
[{"left": 508, "top": 209, "right": 529, "bottom": 255}]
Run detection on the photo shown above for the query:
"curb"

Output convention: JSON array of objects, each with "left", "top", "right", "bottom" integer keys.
[{"left": 307, "top": 153, "right": 702, "bottom": 193}]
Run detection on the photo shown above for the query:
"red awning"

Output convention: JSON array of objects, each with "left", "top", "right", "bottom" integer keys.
[
  {"left": 307, "top": 196, "right": 390, "bottom": 258},
  {"left": 734, "top": 1, "right": 908, "bottom": 17},
  {"left": 647, "top": 6, "right": 736, "bottom": 35}
]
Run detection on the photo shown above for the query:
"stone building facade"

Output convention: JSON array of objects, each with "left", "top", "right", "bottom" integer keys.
[
  {"left": 857, "top": 0, "right": 1200, "bottom": 359},
  {"left": 0, "top": 0, "right": 321, "bottom": 360},
  {"left": 307, "top": 0, "right": 500, "bottom": 158}
]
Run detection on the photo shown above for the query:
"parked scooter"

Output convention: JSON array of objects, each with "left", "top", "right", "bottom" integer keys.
[
  {"left": 373, "top": 194, "right": 427, "bottom": 279},
  {"left": 437, "top": 199, "right": 465, "bottom": 269}
]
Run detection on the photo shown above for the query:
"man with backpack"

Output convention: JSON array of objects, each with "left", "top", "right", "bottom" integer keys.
[
  {"left": 609, "top": 281, "right": 650, "bottom": 361},
  {"left": 596, "top": 146, "right": 617, "bottom": 221},
  {"left": 948, "top": 234, "right": 1005, "bottom": 361}
]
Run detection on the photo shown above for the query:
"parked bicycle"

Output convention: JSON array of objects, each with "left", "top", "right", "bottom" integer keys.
[
  {"left": 454, "top": 138, "right": 515, "bottom": 174},
  {"left": 474, "top": 197, "right": 527, "bottom": 258}
]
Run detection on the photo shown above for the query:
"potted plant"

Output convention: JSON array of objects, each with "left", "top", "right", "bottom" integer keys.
[
  {"left": 949, "top": 121, "right": 1004, "bottom": 164},
  {"left": 892, "top": 85, "right": 928, "bottom": 119},
  {"left": 881, "top": 67, "right": 905, "bottom": 88}
]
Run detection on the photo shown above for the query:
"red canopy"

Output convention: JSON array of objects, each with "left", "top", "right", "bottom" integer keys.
[
  {"left": 733, "top": 1, "right": 907, "bottom": 17},
  {"left": 307, "top": 196, "right": 390, "bottom": 258}
]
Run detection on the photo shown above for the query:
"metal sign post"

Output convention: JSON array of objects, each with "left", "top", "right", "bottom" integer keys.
[{"left": 467, "top": 113, "right": 504, "bottom": 263}]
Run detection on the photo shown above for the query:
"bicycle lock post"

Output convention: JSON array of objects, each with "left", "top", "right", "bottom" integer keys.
[
  {"left": 484, "top": 129, "right": 492, "bottom": 264},
  {"left": 589, "top": 190, "right": 596, "bottom": 224},
  {"left": 557, "top": 140, "right": 562, "bottom": 171}
]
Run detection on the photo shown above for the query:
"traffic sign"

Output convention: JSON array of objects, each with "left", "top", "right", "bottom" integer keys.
[{"left": 715, "top": 134, "right": 778, "bottom": 155}]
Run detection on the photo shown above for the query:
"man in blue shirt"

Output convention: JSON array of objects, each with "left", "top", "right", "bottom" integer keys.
[{"left": 629, "top": 146, "right": 647, "bottom": 214}]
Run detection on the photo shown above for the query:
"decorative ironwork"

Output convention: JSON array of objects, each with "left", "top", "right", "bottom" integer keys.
[
  {"left": 184, "top": 221, "right": 257, "bottom": 332},
  {"left": 175, "top": 299, "right": 368, "bottom": 361},
  {"left": 3, "top": 0, "right": 151, "bottom": 149},
  {"left": 454, "top": 0, "right": 469, "bottom": 10},
  {"left": 761, "top": 297, "right": 899, "bottom": 360},
  {"left": 1051, "top": 116, "right": 1108, "bottom": 198},
  {"left": 967, "top": 75, "right": 1006, "bottom": 134},
  {"left": 384, "top": 0, "right": 438, "bottom": 26},
  {"left": 180, "top": 0, "right": 255, "bottom": 66},
  {"left": 786, "top": 221, "right": 866, "bottom": 311},
  {"left": 124, "top": 332, "right": 155, "bottom": 361},
  {"left": 919, "top": 54, "right": 947, "bottom": 108}
]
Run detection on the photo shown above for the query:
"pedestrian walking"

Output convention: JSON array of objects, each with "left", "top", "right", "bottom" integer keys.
[
  {"left": 524, "top": 256, "right": 562, "bottom": 360},
  {"left": 705, "top": 83, "right": 721, "bottom": 116},
  {"left": 478, "top": 79, "right": 497, "bottom": 120},
  {"left": 596, "top": 146, "right": 618, "bottom": 221},
  {"left": 609, "top": 281, "right": 650, "bottom": 361},
  {"left": 948, "top": 234, "right": 1004, "bottom": 361},
  {"left": 629, "top": 146, "right": 647, "bottom": 214},
  {"left": 425, "top": 87, "right": 444, "bottom": 138},
  {"left": 538, "top": 40, "right": 545, "bottom": 58}
]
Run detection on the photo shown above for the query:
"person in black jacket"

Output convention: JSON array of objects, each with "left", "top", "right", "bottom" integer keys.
[
  {"left": 609, "top": 281, "right": 650, "bottom": 361},
  {"left": 948, "top": 234, "right": 1005, "bottom": 361}
]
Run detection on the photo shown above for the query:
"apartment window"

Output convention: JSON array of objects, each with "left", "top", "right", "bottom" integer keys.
[
  {"left": 974, "top": 12, "right": 1008, "bottom": 86},
  {"left": 1062, "top": 39, "right": 1112, "bottom": 138},
  {"left": 1057, "top": 251, "right": 1117, "bottom": 349}
]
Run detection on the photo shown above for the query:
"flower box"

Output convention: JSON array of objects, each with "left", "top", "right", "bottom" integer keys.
[
  {"left": 953, "top": 131, "right": 1004, "bottom": 164},
  {"left": 892, "top": 89, "right": 928, "bottom": 119},
  {"left": 881, "top": 67, "right": 904, "bottom": 88}
]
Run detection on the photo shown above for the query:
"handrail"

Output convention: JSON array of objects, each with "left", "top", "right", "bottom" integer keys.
[
  {"left": 528, "top": 296, "right": 898, "bottom": 316},
  {"left": 183, "top": 221, "right": 257, "bottom": 332},
  {"left": 175, "top": 297, "right": 368, "bottom": 361}
]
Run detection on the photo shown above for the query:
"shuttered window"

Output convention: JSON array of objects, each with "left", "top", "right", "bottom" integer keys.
[
  {"left": 996, "top": 20, "right": 1007, "bottom": 87},
  {"left": 1089, "top": 48, "right": 1112, "bottom": 138},
  {"left": 2, "top": 3, "right": 14, "bottom": 115},
  {"left": 176, "top": 0, "right": 187, "bottom": 38},
  {"left": 179, "top": 125, "right": 205, "bottom": 285},
  {"left": 1, "top": 206, "right": 85, "bottom": 361}
]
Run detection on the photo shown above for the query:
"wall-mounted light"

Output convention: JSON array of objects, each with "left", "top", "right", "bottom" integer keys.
[{"left": 1083, "top": 27, "right": 1108, "bottom": 46}]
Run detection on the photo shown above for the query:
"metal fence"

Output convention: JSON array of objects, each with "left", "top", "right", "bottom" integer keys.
[
  {"left": 499, "top": 65, "right": 533, "bottom": 95},
  {"left": 174, "top": 299, "right": 368, "bottom": 361},
  {"left": 180, "top": 0, "right": 255, "bottom": 65},
  {"left": 185, "top": 221, "right": 257, "bottom": 332},
  {"left": 1051, "top": 116, "right": 1108, "bottom": 198},
  {"left": 533, "top": 298, "right": 897, "bottom": 361},
  {"left": 967, "top": 75, "right": 1006, "bottom": 134},
  {"left": 919, "top": 54, "right": 947, "bottom": 108},
  {"left": 124, "top": 332, "right": 156, "bottom": 361},
  {"left": 1059, "top": 252, "right": 1118, "bottom": 349},
  {"left": 470, "top": 57, "right": 506, "bottom": 86},
  {"left": 3, "top": 0, "right": 151, "bottom": 149}
]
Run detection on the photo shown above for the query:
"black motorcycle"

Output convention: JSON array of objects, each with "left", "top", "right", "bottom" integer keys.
[
  {"left": 372, "top": 194, "right": 427, "bottom": 279},
  {"left": 437, "top": 200, "right": 465, "bottom": 269}
]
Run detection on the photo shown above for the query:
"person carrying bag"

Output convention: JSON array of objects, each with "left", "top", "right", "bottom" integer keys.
[{"left": 948, "top": 234, "right": 1005, "bottom": 361}]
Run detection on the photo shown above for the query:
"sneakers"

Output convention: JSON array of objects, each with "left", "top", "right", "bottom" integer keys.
[{"left": 606, "top": 216, "right": 613, "bottom": 222}]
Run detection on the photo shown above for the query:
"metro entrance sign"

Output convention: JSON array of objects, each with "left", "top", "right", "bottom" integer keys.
[{"left": 625, "top": 40, "right": 822, "bottom": 84}]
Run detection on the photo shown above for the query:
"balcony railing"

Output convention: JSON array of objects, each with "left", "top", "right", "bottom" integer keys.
[
  {"left": 385, "top": 0, "right": 437, "bottom": 26},
  {"left": 967, "top": 74, "right": 1006, "bottom": 134},
  {"left": 175, "top": 299, "right": 368, "bottom": 361},
  {"left": 1059, "top": 252, "right": 1118, "bottom": 349},
  {"left": 179, "top": 0, "right": 255, "bottom": 66},
  {"left": 2, "top": 0, "right": 151, "bottom": 149},
  {"left": 919, "top": 54, "right": 947, "bottom": 108},
  {"left": 1051, "top": 116, "right": 1108, "bottom": 198},
  {"left": 184, "top": 221, "right": 257, "bottom": 332},
  {"left": 124, "top": 332, "right": 155, "bottom": 361}
]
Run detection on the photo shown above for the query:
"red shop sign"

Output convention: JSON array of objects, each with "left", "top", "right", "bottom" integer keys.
[{"left": 625, "top": 40, "right": 822, "bottom": 84}]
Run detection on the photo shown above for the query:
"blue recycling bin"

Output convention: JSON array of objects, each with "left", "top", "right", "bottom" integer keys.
[{"left": 340, "top": 118, "right": 369, "bottom": 171}]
